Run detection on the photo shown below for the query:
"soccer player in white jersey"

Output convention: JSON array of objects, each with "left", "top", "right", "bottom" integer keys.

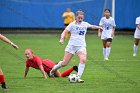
[
  {"left": 50, "top": 10, "right": 102, "bottom": 83},
  {"left": 98, "top": 9, "right": 116, "bottom": 61},
  {"left": 133, "top": 16, "right": 140, "bottom": 56}
]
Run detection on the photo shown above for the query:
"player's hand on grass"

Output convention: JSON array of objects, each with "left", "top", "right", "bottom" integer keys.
[
  {"left": 11, "top": 43, "right": 19, "bottom": 50},
  {"left": 59, "top": 38, "right": 64, "bottom": 45},
  {"left": 44, "top": 77, "right": 47, "bottom": 79},
  {"left": 24, "top": 76, "right": 26, "bottom": 79}
]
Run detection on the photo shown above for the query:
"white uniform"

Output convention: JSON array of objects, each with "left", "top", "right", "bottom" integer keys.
[
  {"left": 134, "top": 17, "right": 140, "bottom": 39},
  {"left": 99, "top": 17, "right": 116, "bottom": 40},
  {"left": 65, "top": 21, "right": 93, "bottom": 54}
]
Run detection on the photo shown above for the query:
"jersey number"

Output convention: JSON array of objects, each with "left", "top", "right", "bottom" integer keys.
[
  {"left": 106, "top": 26, "right": 109, "bottom": 30},
  {"left": 79, "top": 31, "right": 85, "bottom": 35}
]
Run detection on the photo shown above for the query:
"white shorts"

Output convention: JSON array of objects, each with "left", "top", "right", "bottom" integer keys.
[
  {"left": 65, "top": 45, "right": 86, "bottom": 55},
  {"left": 101, "top": 34, "right": 113, "bottom": 40},
  {"left": 101, "top": 30, "right": 113, "bottom": 40},
  {"left": 134, "top": 30, "right": 140, "bottom": 39}
]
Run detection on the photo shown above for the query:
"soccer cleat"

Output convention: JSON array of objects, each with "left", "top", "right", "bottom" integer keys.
[
  {"left": 50, "top": 69, "right": 55, "bottom": 77},
  {"left": 104, "top": 58, "right": 109, "bottom": 61},
  {"left": 1, "top": 82, "right": 8, "bottom": 90},
  {"left": 73, "top": 66, "right": 78, "bottom": 72},
  {"left": 77, "top": 78, "right": 84, "bottom": 83},
  {"left": 133, "top": 53, "right": 136, "bottom": 57}
]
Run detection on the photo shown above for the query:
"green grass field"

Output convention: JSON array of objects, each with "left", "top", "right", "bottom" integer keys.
[{"left": 0, "top": 34, "right": 140, "bottom": 93}]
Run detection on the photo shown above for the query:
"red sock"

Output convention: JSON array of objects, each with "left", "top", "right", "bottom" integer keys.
[
  {"left": 61, "top": 68, "right": 74, "bottom": 77},
  {"left": 0, "top": 75, "right": 5, "bottom": 83}
]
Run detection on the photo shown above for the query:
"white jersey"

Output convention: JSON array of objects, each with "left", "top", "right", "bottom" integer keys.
[
  {"left": 99, "top": 17, "right": 116, "bottom": 39},
  {"left": 66, "top": 21, "right": 93, "bottom": 47},
  {"left": 134, "top": 16, "right": 140, "bottom": 39}
]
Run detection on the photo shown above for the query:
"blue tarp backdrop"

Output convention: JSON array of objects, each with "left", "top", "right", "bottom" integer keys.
[
  {"left": 115, "top": 0, "right": 140, "bottom": 29},
  {"left": 0, "top": 0, "right": 140, "bottom": 29}
]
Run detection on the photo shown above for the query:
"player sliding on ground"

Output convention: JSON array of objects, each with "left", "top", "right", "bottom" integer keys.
[
  {"left": 24, "top": 49, "right": 78, "bottom": 79},
  {"left": 98, "top": 9, "right": 116, "bottom": 61},
  {"left": 50, "top": 10, "right": 102, "bottom": 83},
  {"left": 0, "top": 34, "right": 19, "bottom": 90}
]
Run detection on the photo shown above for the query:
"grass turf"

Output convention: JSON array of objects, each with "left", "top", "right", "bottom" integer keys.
[{"left": 0, "top": 34, "right": 140, "bottom": 93}]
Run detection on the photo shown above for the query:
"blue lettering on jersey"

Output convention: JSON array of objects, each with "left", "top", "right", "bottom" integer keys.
[
  {"left": 76, "top": 26, "right": 86, "bottom": 35},
  {"left": 104, "top": 22, "right": 111, "bottom": 30},
  {"left": 79, "top": 31, "right": 85, "bottom": 35},
  {"left": 76, "top": 26, "right": 86, "bottom": 31}
]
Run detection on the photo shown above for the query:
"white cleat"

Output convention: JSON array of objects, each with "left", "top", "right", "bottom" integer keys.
[
  {"left": 77, "top": 78, "right": 84, "bottom": 83},
  {"left": 133, "top": 53, "right": 136, "bottom": 57},
  {"left": 50, "top": 69, "right": 55, "bottom": 77},
  {"left": 104, "top": 58, "right": 109, "bottom": 61}
]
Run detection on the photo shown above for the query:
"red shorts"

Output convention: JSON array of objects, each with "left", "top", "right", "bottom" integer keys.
[{"left": 42, "top": 59, "right": 56, "bottom": 73}]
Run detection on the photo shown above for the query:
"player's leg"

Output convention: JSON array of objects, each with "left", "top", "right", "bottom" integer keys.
[
  {"left": 102, "top": 40, "right": 107, "bottom": 60},
  {"left": 60, "top": 66, "right": 78, "bottom": 77},
  {"left": 133, "top": 38, "right": 139, "bottom": 56},
  {"left": 54, "top": 70, "right": 61, "bottom": 77},
  {"left": 106, "top": 38, "right": 112, "bottom": 60},
  {"left": 0, "top": 68, "right": 7, "bottom": 90},
  {"left": 50, "top": 52, "right": 73, "bottom": 77},
  {"left": 76, "top": 47, "right": 87, "bottom": 83}
]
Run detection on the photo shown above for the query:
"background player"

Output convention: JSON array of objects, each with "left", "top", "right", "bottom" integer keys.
[
  {"left": 98, "top": 9, "right": 116, "bottom": 61},
  {"left": 62, "top": 8, "right": 75, "bottom": 39},
  {"left": 0, "top": 34, "right": 19, "bottom": 90},
  {"left": 24, "top": 49, "right": 78, "bottom": 78},
  {"left": 50, "top": 10, "right": 102, "bottom": 83},
  {"left": 133, "top": 16, "right": 140, "bottom": 56}
]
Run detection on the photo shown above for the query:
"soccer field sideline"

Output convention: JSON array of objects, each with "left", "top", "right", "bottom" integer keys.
[{"left": 0, "top": 34, "right": 140, "bottom": 93}]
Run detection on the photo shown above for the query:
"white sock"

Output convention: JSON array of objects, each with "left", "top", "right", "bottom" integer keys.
[
  {"left": 133, "top": 44, "right": 138, "bottom": 54},
  {"left": 103, "top": 48, "right": 106, "bottom": 58},
  {"left": 106, "top": 47, "right": 111, "bottom": 58},
  {"left": 52, "top": 61, "right": 62, "bottom": 71},
  {"left": 77, "top": 63, "right": 85, "bottom": 78}
]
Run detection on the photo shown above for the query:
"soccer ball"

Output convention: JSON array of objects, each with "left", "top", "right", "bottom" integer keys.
[{"left": 68, "top": 74, "right": 78, "bottom": 83}]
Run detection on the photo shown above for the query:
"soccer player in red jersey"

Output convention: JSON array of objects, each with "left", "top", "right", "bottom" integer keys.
[
  {"left": 24, "top": 49, "right": 78, "bottom": 79},
  {"left": 0, "top": 34, "right": 19, "bottom": 90}
]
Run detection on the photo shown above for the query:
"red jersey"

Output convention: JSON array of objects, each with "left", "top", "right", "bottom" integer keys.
[{"left": 26, "top": 56, "right": 56, "bottom": 73}]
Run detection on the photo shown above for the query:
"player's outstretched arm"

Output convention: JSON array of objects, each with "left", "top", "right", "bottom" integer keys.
[
  {"left": 39, "top": 65, "right": 47, "bottom": 79},
  {"left": 0, "top": 34, "right": 19, "bottom": 50},
  {"left": 59, "top": 29, "right": 68, "bottom": 45},
  {"left": 24, "top": 67, "right": 29, "bottom": 78},
  {"left": 91, "top": 25, "right": 103, "bottom": 30}
]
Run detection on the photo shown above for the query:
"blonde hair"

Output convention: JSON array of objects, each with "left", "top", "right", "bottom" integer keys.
[
  {"left": 25, "top": 49, "right": 34, "bottom": 54},
  {"left": 76, "top": 10, "right": 84, "bottom": 16}
]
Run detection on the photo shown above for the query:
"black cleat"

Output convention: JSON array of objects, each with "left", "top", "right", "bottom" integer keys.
[
  {"left": 1, "top": 82, "right": 8, "bottom": 90},
  {"left": 73, "top": 66, "right": 78, "bottom": 72}
]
